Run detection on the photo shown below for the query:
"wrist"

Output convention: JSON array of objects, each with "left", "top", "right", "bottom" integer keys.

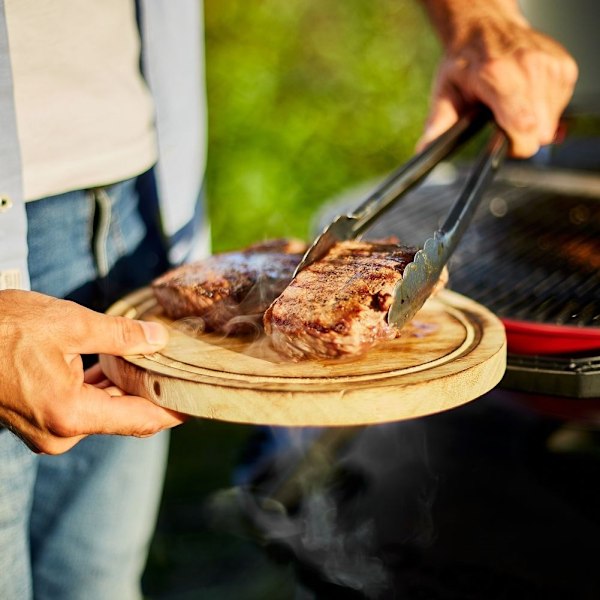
[{"left": 420, "top": 0, "right": 529, "bottom": 52}]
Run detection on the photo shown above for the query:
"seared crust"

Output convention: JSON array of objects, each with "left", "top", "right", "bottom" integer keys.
[
  {"left": 152, "top": 239, "right": 306, "bottom": 332},
  {"left": 263, "top": 240, "right": 417, "bottom": 360}
]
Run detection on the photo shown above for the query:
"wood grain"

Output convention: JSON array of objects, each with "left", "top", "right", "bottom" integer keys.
[{"left": 99, "top": 288, "right": 506, "bottom": 426}]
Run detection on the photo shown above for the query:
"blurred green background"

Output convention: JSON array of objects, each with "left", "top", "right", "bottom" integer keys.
[
  {"left": 204, "top": 0, "right": 440, "bottom": 252},
  {"left": 145, "top": 1, "right": 441, "bottom": 597}
]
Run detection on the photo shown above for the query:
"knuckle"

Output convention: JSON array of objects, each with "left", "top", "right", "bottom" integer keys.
[
  {"left": 112, "top": 316, "right": 142, "bottom": 348},
  {"left": 513, "top": 117, "right": 537, "bottom": 135},
  {"left": 497, "top": 115, "right": 534, "bottom": 140},
  {"left": 48, "top": 416, "right": 79, "bottom": 439},
  {"left": 563, "top": 57, "right": 579, "bottom": 85},
  {"left": 539, "top": 128, "right": 556, "bottom": 145},
  {"left": 134, "top": 422, "right": 162, "bottom": 438},
  {"left": 478, "top": 59, "right": 501, "bottom": 81},
  {"left": 520, "top": 48, "right": 549, "bottom": 71},
  {"left": 44, "top": 404, "right": 81, "bottom": 439},
  {"left": 35, "top": 435, "right": 70, "bottom": 456},
  {"left": 52, "top": 298, "right": 81, "bottom": 323},
  {"left": 544, "top": 57, "right": 569, "bottom": 85},
  {"left": 478, "top": 61, "right": 515, "bottom": 97},
  {"left": 54, "top": 299, "right": 89, "bottom": 339}
]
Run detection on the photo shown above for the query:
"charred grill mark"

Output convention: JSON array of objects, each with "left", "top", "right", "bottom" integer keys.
[
  {"left": 333, "top": 321, "right": 349, "bottom": 334},
  {"left": 370, "top": 292, "right": 391, "bottom": 312},
  {"left": 307, "top": 322, "right": 331, "bottom": 334}
]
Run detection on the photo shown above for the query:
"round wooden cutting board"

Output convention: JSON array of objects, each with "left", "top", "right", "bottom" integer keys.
[{"left": 99, "top": 288, "right": 506, "bottom": 426}]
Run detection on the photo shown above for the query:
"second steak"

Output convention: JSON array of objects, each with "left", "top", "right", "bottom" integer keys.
[{"left": 152, "top": 239, "right": 306, "bottom": 333}]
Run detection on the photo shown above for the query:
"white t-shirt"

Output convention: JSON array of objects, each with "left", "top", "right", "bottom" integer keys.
[{"left": 5, "top": 0, "right": 157, "bottom": 201}]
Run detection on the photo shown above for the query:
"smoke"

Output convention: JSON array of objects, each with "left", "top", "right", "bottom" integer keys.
[
  {"left": 168, "top": 270, "right": 302, "bottom": 361},
  {"left": 171, "top": 315, "right": 208, "bottom": 337},
  {"left": 295, "top": 490, "right": 388, "bottom": 595},
  {"left": 206, "top": 483, "right": 389, "bottom": 598},
  {"left": 205, "top": 423, "right": 444, "bottom": 598}
]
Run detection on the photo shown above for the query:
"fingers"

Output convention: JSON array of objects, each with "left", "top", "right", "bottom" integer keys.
[
  {"left": 59, "top": 301, "right": 170, "bottom": 356},
  {"left": 473, "top": 66, "right": 541, "bottom": 157},
  {"left": 73, "top": 384, "right": 188, "bottom": 438},
  {"left": 84, "top": 363, "right": 120, "bottom": 390},
  {"left": 84, "top": 363, "right": 105, "bottom": 384},
  {"left": 6, "top": 353, "right": 184, "bottom": 456},
  {"left": 543, "top": 54, "right": 578, "bottom": 140},
  {"left": 472, "top": 49, "right": 576, "bottom": 156},
  {"left": 9, "top": 384, "right": 187, "bottom": 455},
  {"left": 80, "top": 365, "right": 189, "bottom": 438}
]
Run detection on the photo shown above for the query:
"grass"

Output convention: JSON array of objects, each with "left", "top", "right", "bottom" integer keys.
[{"left": 204, "top": 0, "right": 440, "bottom": 251}]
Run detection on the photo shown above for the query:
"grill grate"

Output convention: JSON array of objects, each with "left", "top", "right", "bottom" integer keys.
[{"left": 365, "top": 165, "right": 600, "bottom": 329}]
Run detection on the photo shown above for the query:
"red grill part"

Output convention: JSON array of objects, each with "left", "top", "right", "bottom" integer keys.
[{"left": 502, "top": 318, "right": 600, "bottom": 355}]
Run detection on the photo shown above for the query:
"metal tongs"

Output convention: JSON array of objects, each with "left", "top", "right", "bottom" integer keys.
[{"left": 293, "top": 110, "right": 509, "bottom": 330}]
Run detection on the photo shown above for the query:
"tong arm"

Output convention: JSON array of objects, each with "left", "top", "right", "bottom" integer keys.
[
  {"left": 293, "top": 110, "right": 491, "bottom": 276},
  {"left": 387, "top": 129, "right": 509, "bottom": 329},
  {"left": 350, "top": 110, "right": 490, "bottom": 237}
]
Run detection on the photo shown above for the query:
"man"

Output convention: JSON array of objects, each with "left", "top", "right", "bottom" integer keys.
[
  {"left": 0, "top": 0, "right": 577, "bottom": 598},
  {"left": 0, "top": 1, "right": 203, "bottom": 598}
]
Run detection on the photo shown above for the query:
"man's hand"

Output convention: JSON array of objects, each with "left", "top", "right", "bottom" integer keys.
[
  {"left": 0, "top": 290, "right": 186, "bottom": 455},
  {"left": 418, "top": 0, "right": 578, "bottom": 158}
]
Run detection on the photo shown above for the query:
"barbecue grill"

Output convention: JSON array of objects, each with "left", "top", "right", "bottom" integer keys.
[
  {"left": 364, "top": 160, "right": 600, "bottom": 399},
  {"left": 240, "top": 149, "right": 600, "bottom": 598}
]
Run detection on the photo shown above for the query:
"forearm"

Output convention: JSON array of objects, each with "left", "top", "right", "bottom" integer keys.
[{"left": 419, "top": 0, "right": 529, "bottom": 51}]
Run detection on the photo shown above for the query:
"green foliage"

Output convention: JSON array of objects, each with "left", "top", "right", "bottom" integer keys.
[{"left": 204, "top": 0, "right": 440, "bottom": 252}]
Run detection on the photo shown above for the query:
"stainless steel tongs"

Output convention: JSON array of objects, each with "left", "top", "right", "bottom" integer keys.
[{"left": 294, "top": 110, "right": 509, "bottom": 330}]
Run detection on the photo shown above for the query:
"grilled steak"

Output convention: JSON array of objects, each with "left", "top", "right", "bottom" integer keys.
[
  {"left": 264, "top": 240, "right": 426, "bottom": 360},
  {"left": 152, "top": 239, "right": 306, "bottom": 333}
]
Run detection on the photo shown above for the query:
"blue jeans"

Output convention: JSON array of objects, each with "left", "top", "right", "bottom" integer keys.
[{"left": 0, "top": 173, "right": 171, "bottom": 600}]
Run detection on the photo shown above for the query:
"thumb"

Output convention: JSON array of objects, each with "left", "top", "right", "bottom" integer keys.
[{"left": 63, "top": 304, "right": 169, "bottom": 356}]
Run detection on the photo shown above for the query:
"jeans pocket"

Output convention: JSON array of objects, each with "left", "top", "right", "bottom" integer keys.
[{"left": 92, "top": 180, "right": 145, "bottom": 279}]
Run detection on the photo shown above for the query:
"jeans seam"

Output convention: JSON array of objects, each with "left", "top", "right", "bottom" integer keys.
[
  {"left": 91, "top": 188, "right": 112, "bottom": 278},
  {"left": 109, "top": 194, "right": 130, "bottom": 259},
  {"left": 86, "top": 189, "right": 95, "bottom": 262}
]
